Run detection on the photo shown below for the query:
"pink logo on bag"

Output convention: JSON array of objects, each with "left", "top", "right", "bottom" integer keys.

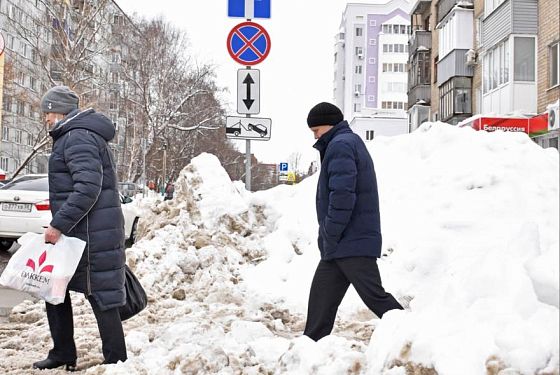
[{"left": 26, "top": 250, "right": 54, "bottom": 274}]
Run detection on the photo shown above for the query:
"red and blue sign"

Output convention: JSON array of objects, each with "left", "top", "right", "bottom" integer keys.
[{"left": 227, "top": 22, "right": 271, "bottom": 66}]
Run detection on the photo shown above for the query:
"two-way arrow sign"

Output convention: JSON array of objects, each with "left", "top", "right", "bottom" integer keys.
[{"left": 237, "top": 69, "right": 260, "bottom": 115}]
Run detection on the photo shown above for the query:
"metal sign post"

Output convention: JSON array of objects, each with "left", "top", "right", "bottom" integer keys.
[{"left": 227, "top": 6, "right": 272, "bottom": 192}]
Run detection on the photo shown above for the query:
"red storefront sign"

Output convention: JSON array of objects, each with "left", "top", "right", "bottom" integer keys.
[{"left": 464, "top": 114, "right": 549, "bottom": 136}]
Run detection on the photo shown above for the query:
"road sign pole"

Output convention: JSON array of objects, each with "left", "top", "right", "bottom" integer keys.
[{"left": 245, "top": 139, "right": 251, "bottom": 191}]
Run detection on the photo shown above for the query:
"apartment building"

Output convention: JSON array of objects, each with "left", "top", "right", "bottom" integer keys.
[
  {"left": 407, "top": 0, "right": 440, "bottom": 131},
  {"left": 536, "top": 0, "right": 559, "bottom": 114},
  {"left": 0, "top": 0, "right": 134, "bottom": 178},
  {"left": 479, "top": 0, "right": 539, "bottom": 115},
  {"left": 334, "top": 0, "right": 412, "bottom": 141}
]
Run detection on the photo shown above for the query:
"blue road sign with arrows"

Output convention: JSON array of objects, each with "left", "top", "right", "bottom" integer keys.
[{"left": 228, "top": 0, "right": 271, "bottom": 19}]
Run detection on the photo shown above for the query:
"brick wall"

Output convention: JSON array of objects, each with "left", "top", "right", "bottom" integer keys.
[{"left": 537, "top": 0, "right": 560, "bottom": 113}]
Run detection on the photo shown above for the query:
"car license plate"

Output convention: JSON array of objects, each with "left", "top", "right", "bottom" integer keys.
[{"left": 1, "top": 202, "right": 32, "bottom": 212}]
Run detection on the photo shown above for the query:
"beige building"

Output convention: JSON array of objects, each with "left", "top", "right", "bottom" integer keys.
[{"left": 536, "top": 0, "right": 559, "bottom": 114}]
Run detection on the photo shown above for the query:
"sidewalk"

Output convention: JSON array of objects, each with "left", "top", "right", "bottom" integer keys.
[{"left": 0, "top": 287, "right": 33, "bottom": 322}]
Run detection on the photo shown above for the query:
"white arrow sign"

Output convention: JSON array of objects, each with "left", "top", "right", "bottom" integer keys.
[
  {"left": 226, "top": 116, "right": 271, "bottom": 141},
  {"left": 237, "top": 69, "right": 260, "bottom": 115}
]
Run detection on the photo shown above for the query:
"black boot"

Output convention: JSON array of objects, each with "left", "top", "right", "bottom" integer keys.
[{"left": 32, "top": 358, "right": 77, "bottom": 372}]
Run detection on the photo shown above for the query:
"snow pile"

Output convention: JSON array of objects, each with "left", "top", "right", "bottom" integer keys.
[{"left": 0, "top": 123, "right": 557, "bottom": 374}]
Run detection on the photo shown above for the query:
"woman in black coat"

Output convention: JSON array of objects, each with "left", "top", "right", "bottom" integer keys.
[{"left": 35, "top": 86, "right": 127, "bottom": 370}]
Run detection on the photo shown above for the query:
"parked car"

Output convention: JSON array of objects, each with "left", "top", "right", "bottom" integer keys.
[
  {"left": 118, "top": 181, "right": 143, "bottom": 198},
  {"left": 0, "top": 174, "right": 140, "bottom": 252}
]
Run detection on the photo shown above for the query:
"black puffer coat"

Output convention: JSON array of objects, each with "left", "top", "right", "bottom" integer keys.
[{"left": 48, "top": 108, "right": 125, "bottom": 311}]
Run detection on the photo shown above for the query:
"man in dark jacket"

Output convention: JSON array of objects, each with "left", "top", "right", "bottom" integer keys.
[
  {"left": 34, "top": 86, "right": 127, "bottom": 370},
  {"left": 303, "top": 102, "right": 403, "bottom": 341}
]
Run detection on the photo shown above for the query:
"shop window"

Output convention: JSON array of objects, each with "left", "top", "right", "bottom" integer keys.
[{"left": 366, "top": 130, "right": 375, "bottom": 140}]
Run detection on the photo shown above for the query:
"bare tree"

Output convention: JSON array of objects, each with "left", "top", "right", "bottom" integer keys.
[
  {"left": 120, "top": 18, "right": 226, "bottom": 183},
  {"left": 288, "top": 151, "right": 302, "bottom": 173}
]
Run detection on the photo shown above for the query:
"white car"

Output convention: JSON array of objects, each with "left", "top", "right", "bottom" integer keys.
[{"left": 0, "top": 174, "right": 140, "bottom": 252}]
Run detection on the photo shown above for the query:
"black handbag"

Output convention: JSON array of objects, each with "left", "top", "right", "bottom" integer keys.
[{"left": 119, "top": 265, "right": 147, "bottom": 321}]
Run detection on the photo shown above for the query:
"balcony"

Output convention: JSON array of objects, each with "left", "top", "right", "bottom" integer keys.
[
  {"left": 411, "top": 0, "right": 431, "bottom": 15},
  {"left": 409, "top": 31, "right": 432, "bottom": 54},
  {"left": 438, "top": 0, "right": 473, "bottom": 23},
  {"left": 408, "top": 84, "right": 431, "bottom": 108}
]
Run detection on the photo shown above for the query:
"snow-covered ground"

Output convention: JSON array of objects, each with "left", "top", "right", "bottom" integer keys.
[{"left": 0, "top": 122, "right": 558, "bottom": 374}]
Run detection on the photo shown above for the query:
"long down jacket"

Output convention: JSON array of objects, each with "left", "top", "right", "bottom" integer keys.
[
  {"left": 48, "top": 108, "right": 125, "bottom": 311},
  {"left": 313, "top": 121, "right": 382, "bottom": 260}
]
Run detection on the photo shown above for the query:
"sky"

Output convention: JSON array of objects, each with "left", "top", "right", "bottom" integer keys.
[
  {"left": 0, "top": 122, "right": 558, "bottom": 373},
  {"left": 115, "top": 0, "right": 382, "bottom": 170}
]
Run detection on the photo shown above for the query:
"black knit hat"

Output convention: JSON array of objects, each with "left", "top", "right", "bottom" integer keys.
[{"left": 307, "top": 102, "right": 343, "bottom": 127}]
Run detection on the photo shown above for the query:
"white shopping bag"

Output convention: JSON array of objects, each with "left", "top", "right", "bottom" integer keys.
[{"left": 0, "top": 232, "right": 86, "bottom": 304}]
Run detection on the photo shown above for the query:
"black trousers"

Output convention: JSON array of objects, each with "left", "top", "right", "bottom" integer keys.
[
  {"left": 45, "top": 291, "right": 127, "bottom": 364},
  {"left": 303, "top": 256, "right": 403, "bottom": 341}
]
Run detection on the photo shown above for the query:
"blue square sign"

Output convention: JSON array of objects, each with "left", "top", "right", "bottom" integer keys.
[
  {"left": 228, "top": 0, "right": 271, "bottom": 19},
  {"left": 279, "top": 162, "right": 288, "bottom": 172}
]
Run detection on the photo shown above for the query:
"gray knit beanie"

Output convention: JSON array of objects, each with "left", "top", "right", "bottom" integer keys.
[{"left": 41, "top": 86, "right": 79, "bottom": 114}]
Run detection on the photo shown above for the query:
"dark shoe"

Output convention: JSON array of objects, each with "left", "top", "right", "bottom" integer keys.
[{"left": 32, "top": 358, "right": 77, "bottom": 372}]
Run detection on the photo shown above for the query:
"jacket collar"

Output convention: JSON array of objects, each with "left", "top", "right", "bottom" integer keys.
[
  {"left": 313, "top": 121, "right": 351, "bottom": 159},
  {"left": 49, "top": 108, "right": 94, "bottom": 140}
]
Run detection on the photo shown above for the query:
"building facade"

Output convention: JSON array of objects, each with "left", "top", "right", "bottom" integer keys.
[
  {"left": 480, "top": 0, "right": 539, "bottom": 115},
  {"left": 334, "top": 1, "right": 412, "bottom": 141},
  {"left": 408, "top": 0, "right": 558, "bottom": 132},
  {"left": 407, "top": 0, "right": 440, "bottom": 131},
  {"left": 0, "top": 0, "right": 135, "bottom": 179},
  {"left": 436, "top": 0, "right": 475, "bottom": 124},
  {"left": 536, "top": 0, "right": 559, "bottom": 114}
]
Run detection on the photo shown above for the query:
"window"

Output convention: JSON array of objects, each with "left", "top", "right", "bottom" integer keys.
[
  {"left": 366, "top": 130, "right": 375, "bottom": 140},
  {"left": 485, "top": 0, "right": 505, "bottom": 16},
  {"left": 368, "top": 76, "right": 376, "bottom": 83},
  {"left": 30, "top": 77, "right": 37, "bottom": 91},
  {"left": 2, "top": 127, "right": 9, "bottom": 141},
  {"left": 368, "top": 95, "right": 375, "bottom": 101},
  {"left": 483, "top": 39, "right": 510, "bottom": 93},
  {"left": 514, "top": 37, "right": 535, "bottom": 82},
  {"left": 15, "top": 130, "right": 22, "bottom": 144},
  {"left": 393, "top": 25, "right": 399, "bottom": 34},
  {"left": 17, "top": 100, "right": 25, "bottom": 116},
  {"left": 382, "top": 25, "right": 391, "bottom": 34},
  {"left": 369, "top": 39, "right": 376, "bottom": 46},
  {"left": 368, "top": 57, "right": 376, "bottom": 64},
  {"left": 439, "top": 77, "right": 472, "bottom": 121},
  {"left": 2, "top": 96, "right": 12, "bottom": 112},
  {"left": 356, "top": 27, "right": 363, "bottom": 37},
  {"left": 28, "top": 132, "right": 34, "bottom": 146},
  {"left": 355, "top": 65, "right": 363, "bottom": 74},
  {"left": 354, "top": 103, "right": 361, "bottom": 112},
  {"left": 355, "top": 47, "right": 363, "bottom": 56},
  {"left": 550, "top": 42, "right": 559, "bottom": 87},
  {"left": 355, "top": 84, "right": 362, "bottom": 93},
  {"left": 0, "top": 158, "right": 8, "bottom": 171},
  {"left": 370, "top": 20, "right": 377, "bottom": 27}
]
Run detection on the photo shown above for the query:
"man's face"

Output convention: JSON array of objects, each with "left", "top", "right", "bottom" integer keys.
[
  {"left": 44, "top": 112, "right": 63, "bottom": 129},
  {"left": 310, "top": 125, "right": 334, "bottom": 140}
]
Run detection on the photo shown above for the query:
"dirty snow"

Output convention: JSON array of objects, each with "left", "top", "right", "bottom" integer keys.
[{"left": 0, "top": 122, "right": 558, "bottom": 374}]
